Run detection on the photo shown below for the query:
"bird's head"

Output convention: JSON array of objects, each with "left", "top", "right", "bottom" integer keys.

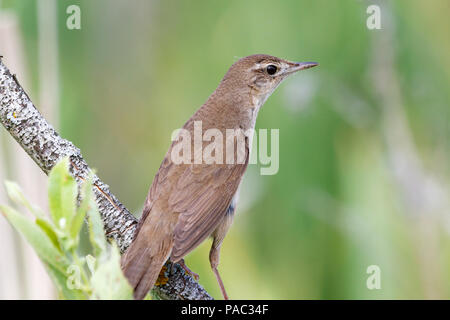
[{"left": 219, "top": 54, "right": 318, "bottom": 107}]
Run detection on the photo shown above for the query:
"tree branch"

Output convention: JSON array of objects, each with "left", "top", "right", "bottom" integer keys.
[{"left": 0, "top": 58, "right": 212, "bottom": 300}]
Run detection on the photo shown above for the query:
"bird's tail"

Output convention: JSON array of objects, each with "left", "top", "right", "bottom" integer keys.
[{"left": 121, "top": 227, "right": 173, "bottom": 300}]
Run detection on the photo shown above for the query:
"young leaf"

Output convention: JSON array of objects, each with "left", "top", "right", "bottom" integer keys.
[
  {"left": 90, "top": 243, "right": 133, "bottom": 300},
  {"left": 45, "top": 263, "right": 87, "bottom": 300},
  {"left": 0, "top": 204, "right": 69, "bottom": 274},
  {"left": 36, "top": 217, "right": 62, "bottom": 252},
  {"left": 87, "top": 195, "right": 107, "bottom": 257},
  {"left": 85, "top": 254, "right": 96, "bottom": 275},
  {"left": 68, "top": 176, "right": 92, "bottom": 245},
  {"left": 48, "top": 157, "right": 78, "bottom": 230},
  {"left": 4, "top": 180, "right": 47, "bottom": 218}
]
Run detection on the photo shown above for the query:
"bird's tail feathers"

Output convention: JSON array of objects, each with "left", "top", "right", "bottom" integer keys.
[{"left": 121, "top": 233, "right": 173, "bottom": 300}]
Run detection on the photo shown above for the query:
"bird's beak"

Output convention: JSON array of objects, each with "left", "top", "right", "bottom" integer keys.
[{"left": 286, "top": 61, "right": 319, "bottom": 74}]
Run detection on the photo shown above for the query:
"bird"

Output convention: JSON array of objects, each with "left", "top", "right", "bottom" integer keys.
[{"left": 121, "top": 54, "right": 318, "bottom": 300}]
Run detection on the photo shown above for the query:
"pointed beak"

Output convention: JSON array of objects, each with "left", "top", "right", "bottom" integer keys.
[{"left": 286, "top": 61, "right": 319, "bottom": 74}]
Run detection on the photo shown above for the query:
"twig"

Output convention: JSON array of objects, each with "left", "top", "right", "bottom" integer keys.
[{"left": 0, "top": 58, "right": 212, "bottom": 300}]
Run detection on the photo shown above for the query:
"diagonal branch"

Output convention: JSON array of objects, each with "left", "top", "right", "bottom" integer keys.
[{"left": 0, "top": 57, "right": 212, "bottom": 300}]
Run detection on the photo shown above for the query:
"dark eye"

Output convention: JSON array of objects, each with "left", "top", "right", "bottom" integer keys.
[{"left": 266, "top": 65, "right": 278, "bottom": 75}]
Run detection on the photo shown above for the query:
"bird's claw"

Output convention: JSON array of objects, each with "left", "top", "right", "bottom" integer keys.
[{"left": 178, "top": 259, "right": 200, "bottom": 281}]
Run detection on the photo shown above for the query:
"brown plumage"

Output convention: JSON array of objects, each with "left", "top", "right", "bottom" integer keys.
[{"left": 121, "top": 54, "right": 318, "bottom": 299}]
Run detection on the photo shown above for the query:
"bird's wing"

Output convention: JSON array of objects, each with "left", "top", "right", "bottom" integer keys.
[
  {"left": 134, "top": 154, "right": 174, "bottom": 237},
  {"left": 169, "top": 138, "right": 249, "bottom": 262}
]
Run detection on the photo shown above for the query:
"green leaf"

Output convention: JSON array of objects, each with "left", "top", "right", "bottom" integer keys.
[
  {"left": 48, "top": 157, "right": 78, "bottom": 230},
  {"left": 90, "top": 243, "right": 133, "bottom": 300},
  {"left": 87, "top": 195, "right": 107, "bottom": 257},
  {"left": 45, "top": 263, "right": 87, "bottom": 300},
  {"left": 85, "top": 254, "right": 96, "bottom": 275},
  {"left": 36, "top": 217, "right": 62, "bottom": 252},
  {"left": 4, "top": 180, "right": 47, "bottom": 218},
  {"left": 0, "top": 204, "right": 69, "bottom": 274},
  {"left": 68, "top": 177, "right": 92, "bottom": 245}
]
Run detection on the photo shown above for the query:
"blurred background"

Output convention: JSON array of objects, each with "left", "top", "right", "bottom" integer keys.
[{"left": 0, "top": 0, "right": 450, "bottom": 299}]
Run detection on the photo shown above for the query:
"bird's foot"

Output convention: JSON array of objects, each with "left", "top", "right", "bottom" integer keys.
[{"left": 178, "top": 259, "right": 200, "bottom": 281}]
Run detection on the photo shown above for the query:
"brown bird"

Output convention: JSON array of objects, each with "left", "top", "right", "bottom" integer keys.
[{"left": 121, "top": 54, "right": 318, "bottom": 300}]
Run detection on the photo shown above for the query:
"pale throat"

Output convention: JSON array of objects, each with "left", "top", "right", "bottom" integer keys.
[{"left": 244, "top": 90, "right": 270, "bottom": 151}]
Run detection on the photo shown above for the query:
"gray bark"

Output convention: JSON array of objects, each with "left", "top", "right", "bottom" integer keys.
[{"left": 0, "top": 58, "right": 212, "bottom": 300}]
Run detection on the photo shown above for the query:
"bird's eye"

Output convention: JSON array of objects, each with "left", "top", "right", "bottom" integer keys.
[{"left": 266, "top": 65, "right": 278, "bottom": 75}]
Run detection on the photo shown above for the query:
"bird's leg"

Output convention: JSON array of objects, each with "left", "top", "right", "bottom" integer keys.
[
  {"left": 212, "top": 266, "right": 229, "bottom": 300},
  {"left": 178, "top": 259, "right": 200, "bottom": 281},
  {"left": 208, "top": 207, "right": 235, "bottom": 300},
  {"left": 209, "top": 244, "right": 229, "bottom": 300}
]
